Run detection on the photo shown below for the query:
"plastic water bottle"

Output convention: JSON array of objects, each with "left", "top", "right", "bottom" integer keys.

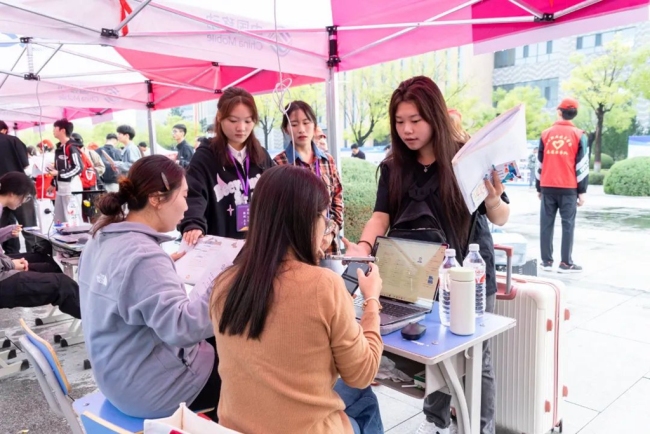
[
  {"left": 439, "top": 248, "right": 460, "bottom": 327},
  {"left": 66, "top": 199, "right": 81, "bottom": 227},
  {"left": 464, "top": 244, "right": 486, "bottom": 317}
]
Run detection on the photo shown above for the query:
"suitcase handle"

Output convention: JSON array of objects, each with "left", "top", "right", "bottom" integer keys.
[{"left": 493, "top": 244, "right": 514, "bottom": 295}]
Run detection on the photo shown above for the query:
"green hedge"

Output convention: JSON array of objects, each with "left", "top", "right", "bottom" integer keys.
[
  {"left": 603, "top": 157, "right": 650, "bottom": 196},
  {"left": 588, "top": 169, "right": 607, "bottom": 186},
  {"left": 589, "top": 153, "right": 614, "bottom": 170},
  {"left": 341, "top": 158, "right": 378, "bottom": 243}
]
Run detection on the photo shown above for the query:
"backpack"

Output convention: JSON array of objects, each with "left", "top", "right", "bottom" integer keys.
[{"left": 65, "top": 144, "right": 97, "bottom": 189}]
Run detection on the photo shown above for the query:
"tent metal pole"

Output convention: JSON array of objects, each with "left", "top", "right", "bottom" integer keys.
[
  {"left": 555, "top": 0, "right": 603, "bottom": 19},
  {"left": 147, "top": 107, "right": 155, "bottom": 156},
  {"left": 0, "top": 46, "right": 27, "bottom": 90},
  {"left": 508, "top": 0, "right": 543, "bottom": 18},
  {"left": 146, "top": 80, "right": 155, "bottom": 156},
  {"left": 223, "top": 68, "right": 263, "bottom": 90},
  {"left": 338, "top": 16, "right": 534, "bottom": 32},
  {"left": 0, "top": 1, "right": 100, "bottom": 34},
  {"left": 35, "top": 44, "right": 63, "bottom": 75},
  {"left": 153, "top": 67, "right": 215, "bottom": 106},
  {"left": 114, "top": 0, "right": 153, "bottom": 33}
]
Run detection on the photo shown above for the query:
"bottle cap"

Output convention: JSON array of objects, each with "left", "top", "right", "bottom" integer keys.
[
  {"left": 449, "top": 267, "right": 475, "bottom": 282},
  {"left": 468, "top": 243, "right": 480, "bottom": 252},
  {"left": 445, "top": 248, "right": 456, "bottom": 256}
]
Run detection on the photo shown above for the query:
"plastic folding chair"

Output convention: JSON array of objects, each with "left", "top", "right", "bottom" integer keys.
[{"left": 18, "top": 318, "right": 145, "bottom": 433}]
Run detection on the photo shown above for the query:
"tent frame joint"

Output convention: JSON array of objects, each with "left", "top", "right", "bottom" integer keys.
[
  {"left": 327, "top": 26, "right": 341, "bottom": 68},
  {"left": 215, "top": 89, "right": 223, "bottom": 94},
  {"left": 212, "top": 62, "right": 219, "bottom": 67},
  {"left": 23, "top": 73, "right": 40, "bottom": 81},
  {"left": 534, "top": 13, "right": 555, "bottom": 22},
  {"left": 146, "top": 102, "right": 155, "bottom": 109},
  {"left": 20, "top": 37, "right": 32, "bottom": 44},
  {"left": 101, "top": 28, "right": 120, "bottom": 39}
]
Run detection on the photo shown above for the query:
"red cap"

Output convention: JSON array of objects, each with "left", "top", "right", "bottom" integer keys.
[{"left": 558, "top": 97, "right": 579, "bottom": 110}]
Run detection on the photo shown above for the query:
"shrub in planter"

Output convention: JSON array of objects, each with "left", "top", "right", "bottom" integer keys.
[
  {"left": 341, "top": 158, "right": 379, "bottom": 242},
  {"left": 603, "top": 157, "right": 650, "bottom": 196}
]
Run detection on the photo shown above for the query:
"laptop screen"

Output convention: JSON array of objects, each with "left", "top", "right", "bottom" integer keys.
[{"left": 374, "top": 237, "right": 446, "bottom": 304}]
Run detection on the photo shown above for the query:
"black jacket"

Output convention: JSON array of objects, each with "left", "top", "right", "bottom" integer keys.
[
  {"left": 179, "top": 145, "right": 274, "bottom": 239},
  {"left": 176, "top": 140, "right": 195, "bottom": 168},
  {"left": 98, "top": 144, "right": 123, "bottom": 184},
  {"left": 0, "top": 133, "right": 29, "bottom": 175},
  {"left": 54, "top": 140, "right": 83, "bottom": 184}
]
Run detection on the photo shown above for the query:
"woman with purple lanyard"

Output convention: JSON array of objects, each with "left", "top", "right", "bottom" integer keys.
[
  {"left": 273, "top": 101, "right": 344, "bottom": 272},
  {"left": 180, "top": 87, "right": 274, "bottom": 245}
]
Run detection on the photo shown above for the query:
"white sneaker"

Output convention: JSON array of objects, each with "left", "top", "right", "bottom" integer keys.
[{"left": 416, "top": 420, "right": 449, "bottom": 434}]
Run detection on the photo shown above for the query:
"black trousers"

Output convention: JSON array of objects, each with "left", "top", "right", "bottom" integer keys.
[
  {"left": 0, "top": 253, "right": 81, "bottom": 319},
  {"left": 0, "top": 201, "right": 41, "bottom": 254},
  {"left": 188, "top": 337, "right": 221, "bottom": 422},
  {"left": 540, "top": 193, "right": 577, "bottom": 265}
]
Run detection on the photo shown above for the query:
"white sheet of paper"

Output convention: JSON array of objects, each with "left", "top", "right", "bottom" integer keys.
[
  {"left": 174, "top": 235, "right": 245, "bottom": 285},
  {"left": 452, "top": 104, "right": 529, "bottom": 213}
]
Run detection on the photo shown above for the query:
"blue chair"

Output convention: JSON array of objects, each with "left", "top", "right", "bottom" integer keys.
[{"left": 18, "top": 318, "right": 145, "bottom": 433}]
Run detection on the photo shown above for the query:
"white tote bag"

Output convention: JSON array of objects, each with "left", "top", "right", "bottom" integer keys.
[{"left": 144, "top": 403, "right": 240, "bottom": 434}]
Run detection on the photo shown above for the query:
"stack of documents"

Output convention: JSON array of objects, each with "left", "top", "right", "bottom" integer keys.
[{"left": 452, "top": 104, "right": 529, "bottom": 213}]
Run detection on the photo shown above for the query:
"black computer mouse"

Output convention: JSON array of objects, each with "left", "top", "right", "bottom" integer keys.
[{"left": 401, "top": 322, "right": 427, "bottom": 340}]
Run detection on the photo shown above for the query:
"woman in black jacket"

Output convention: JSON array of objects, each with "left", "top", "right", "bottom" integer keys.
[{"left": 180, "top": 87, "right": 273, "bottom": 243}]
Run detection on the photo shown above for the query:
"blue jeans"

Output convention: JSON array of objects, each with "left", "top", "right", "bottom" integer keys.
[{"left": 334, "top": 379, "right": 384, "bottom": 434}]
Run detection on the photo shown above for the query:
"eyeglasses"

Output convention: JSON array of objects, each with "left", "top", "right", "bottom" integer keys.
[
  {"left": 318, "top": 213, "right": 336, "bottom": 235},
  {"left": 21, "top": 195, "right": 33, "bottom": 204}
]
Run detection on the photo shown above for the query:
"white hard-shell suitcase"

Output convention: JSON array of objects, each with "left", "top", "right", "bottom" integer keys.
[{"left": 492, "top": 245, "right": 569, "bottom": 434}]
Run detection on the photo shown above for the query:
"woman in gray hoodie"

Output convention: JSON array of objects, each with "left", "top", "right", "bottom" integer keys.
[{"left": 77, "top": 156, "right": 219, "bottom": 420}]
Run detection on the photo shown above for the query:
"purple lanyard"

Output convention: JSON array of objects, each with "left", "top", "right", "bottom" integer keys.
[{"left": 229, "top": 153, "right": 250, "bottom": 200}]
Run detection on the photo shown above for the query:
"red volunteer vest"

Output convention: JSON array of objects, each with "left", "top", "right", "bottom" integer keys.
[{"left": 540, "top": 121, "right": 583, "bottom": 189}]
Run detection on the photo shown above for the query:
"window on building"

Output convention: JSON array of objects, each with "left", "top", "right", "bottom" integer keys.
[
  {"left": 578, "top": 27, "right": 634, "bottom": 52},
  {"left": 494, "top": 49, "right": 515, "bottom": 68},
  {"left": 493, "top": 78, "right": 559, "bottom": 109}
]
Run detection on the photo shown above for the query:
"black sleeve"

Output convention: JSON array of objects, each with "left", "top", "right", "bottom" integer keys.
[
  {"left": 576, "top": 134, "right": 589, "bottom": 194},
  {"left": 13, "top": 137, "right": 29, "bottom": 169},
  {"left": 536, "top": 138, "right": 544, "bottom": 192},
  {"left": 373, "top": 163, "right": 390, "bottom": 214},
  {"left": 178, "top": 150, "right": 212, "bottom": 235}
]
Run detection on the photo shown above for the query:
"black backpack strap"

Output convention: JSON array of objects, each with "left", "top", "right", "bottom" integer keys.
[{"left": 464, "top": 210, "right": 479, "bottom": 258}]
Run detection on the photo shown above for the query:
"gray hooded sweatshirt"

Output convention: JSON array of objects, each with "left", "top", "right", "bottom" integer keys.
[{"left": 77, "top": 222, "right": 215, "bottom": 418}]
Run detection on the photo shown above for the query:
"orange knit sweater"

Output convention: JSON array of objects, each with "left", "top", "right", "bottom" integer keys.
[{"left": 211, "top": 260, "right": 383, "bottom": 434}]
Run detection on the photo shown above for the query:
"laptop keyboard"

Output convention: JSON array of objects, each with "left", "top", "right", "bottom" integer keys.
[
  {"left": 355, "top": 297, "right": 424, "bottom": 318},
  {"left": 382, "top": 303, "right": 425, "bottom": 318}
]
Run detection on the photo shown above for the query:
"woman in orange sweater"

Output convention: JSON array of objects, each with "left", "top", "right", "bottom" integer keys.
[{"left": 211, "top": 164, "right": 384, "bottom": 433}]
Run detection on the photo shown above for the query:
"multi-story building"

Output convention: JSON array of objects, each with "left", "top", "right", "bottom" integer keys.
[{"left": 492, "top": 21, "right": 650, "bottom": 126}]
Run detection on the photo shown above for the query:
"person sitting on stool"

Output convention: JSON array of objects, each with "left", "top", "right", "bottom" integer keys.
[{"left": 0, "top": 172, "right": 80, "bottom": 319}]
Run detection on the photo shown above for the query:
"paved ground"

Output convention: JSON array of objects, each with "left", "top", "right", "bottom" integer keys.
[{"left": 1, "top": 185, "right": 649, "bottom": 433}]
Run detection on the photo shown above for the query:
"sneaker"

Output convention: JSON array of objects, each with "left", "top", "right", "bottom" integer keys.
[
  {"left": 558, "top": 262, "right": 583, "bottom": 273},
  {"left": 416, "top": 420, "right": 449, "bottom": 434},
  {"left": 539, "top": 261, "right": 553, "bottom": 271}
]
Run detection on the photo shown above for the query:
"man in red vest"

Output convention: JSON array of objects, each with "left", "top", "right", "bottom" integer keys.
[{"left": 536, "top": 97, "right": 589, "bottom": 273}]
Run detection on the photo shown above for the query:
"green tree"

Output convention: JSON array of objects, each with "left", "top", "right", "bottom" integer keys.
[
  {"left": 493, "top": 86, "right": 552, "bottom": 140},
  {"left": 342, "top": 67, "right": 392, "bottom": 147},
  {"left": 89, "top": 121, "right": 118, "bottom": 145},
  {"left": 255, "top": 93, "right": 280, "bottom": 149},
  {"left": 289, "top": 83, "right": 326, "bottom": 122},
  {"left": 562, "top": 38, "right": 649, "bottom": 172},
  {"left": 446, "top": 84, "right": 496, "bottom": 135},
  {"left": 169, "top": 107, "right": 185, "bottom": 118},
  {"left": 199, "top": 118, "right": 208, "bottom": 133},
  {"left": 602, "top": 117, "right": 645, "bottom": 161}
]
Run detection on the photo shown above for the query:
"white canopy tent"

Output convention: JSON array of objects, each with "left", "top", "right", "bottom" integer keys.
[{"left": 2, "top": 0, "right": 648, "bottom": 163}]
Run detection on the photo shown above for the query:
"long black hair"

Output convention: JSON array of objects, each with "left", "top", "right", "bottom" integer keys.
[
  {"left": 386, "top": 76, "right": 470, "bottom": 249},
  {"left": 213, "top": 165, "right": 330, "bottom": 339}
]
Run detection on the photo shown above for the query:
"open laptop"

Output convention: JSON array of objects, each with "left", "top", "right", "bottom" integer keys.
[{"left": 354, "top": 237, "right": 447, "bottom": 326}]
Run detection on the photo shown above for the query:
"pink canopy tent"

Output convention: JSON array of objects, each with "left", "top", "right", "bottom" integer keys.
[{"left": 1, "top": 0, "right": 648, "bottom": 159}]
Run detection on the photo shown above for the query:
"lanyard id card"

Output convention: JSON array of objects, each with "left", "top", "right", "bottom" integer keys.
[{"left": 230, "top": 153, "right": 251, "bottom": 232}]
